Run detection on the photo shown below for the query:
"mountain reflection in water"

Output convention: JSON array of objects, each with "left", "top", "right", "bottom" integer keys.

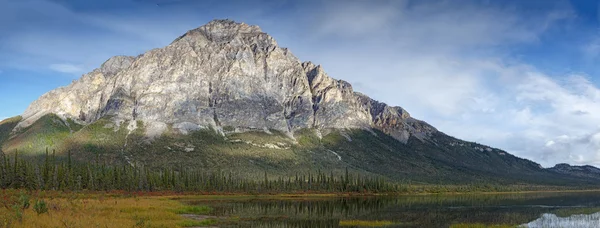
[
  {"left": 521, "top": 212, "right": 600, "bottom": 228},
  {"left": 180, "top": 192, "right": 600, "bottom": 227}
]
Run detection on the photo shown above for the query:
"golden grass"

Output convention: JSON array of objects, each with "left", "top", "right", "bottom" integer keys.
[
  {"left": 339, "top": 220, "right": 396, "bottom": 227},
  {"left": 0, "top": 192, "right": 214, "bottom": 228}
]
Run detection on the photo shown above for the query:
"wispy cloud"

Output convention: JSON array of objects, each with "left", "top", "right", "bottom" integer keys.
[
  {"left": 49, "top": 63, "right": 85, "bottom": 74},
  {"left": 0, "top": 0, "right": 198, "bottom": 75},
  {"left": 305, "top": 0, "right": 573, "bottom": 53},
  {"left": 582, "top": 35, "right": 600, "bottom": 60}
]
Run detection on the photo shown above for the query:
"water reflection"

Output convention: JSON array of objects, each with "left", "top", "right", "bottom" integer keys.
[
  {"left": 521, "top": 212, "right": 600, "bottom": 228},
  {"left": 181, "top": 192, "right": 600, "bottom": 227}
]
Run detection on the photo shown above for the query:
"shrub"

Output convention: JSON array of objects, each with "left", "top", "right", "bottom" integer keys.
[
  {"left": 33, "top": 200, "right": 48, "bottom": 215},
  {"left": 12, "top": 204, "right": 23, "bottom": 222},
  {"left": 18, "top": 192, "right": 30, "bottom": 209}
]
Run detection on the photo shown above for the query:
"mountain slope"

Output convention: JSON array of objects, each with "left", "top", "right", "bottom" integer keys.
[
  {"left": 1, "top": 20, "right": 597, "bottom": 185},
  {"left": 549, "top": 164, "right": 600, "bottom": 180},
  {"left": 0, "top": 116, "right": 21, "bottom": 146}
]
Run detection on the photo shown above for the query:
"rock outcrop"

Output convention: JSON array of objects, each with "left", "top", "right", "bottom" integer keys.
[{"left": 15, "top": 19, "right": 437, "bottom": 142}]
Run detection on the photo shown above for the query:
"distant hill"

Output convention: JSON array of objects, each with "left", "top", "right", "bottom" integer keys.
[{"left": 548, "top": 163, "right": 600, "bottom": 180}]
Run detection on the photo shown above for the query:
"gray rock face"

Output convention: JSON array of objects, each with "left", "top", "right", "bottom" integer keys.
[
  {"left": 16, "top": 19, "right": 437, "bottom": 142},
  {"left": 100, "top": 56, "right": 136, "bottom": 77}
]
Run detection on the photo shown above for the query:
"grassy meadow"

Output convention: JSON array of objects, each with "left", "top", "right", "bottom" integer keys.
[{"left": 0, "top": 190, "right": 217, "bottom": 228}]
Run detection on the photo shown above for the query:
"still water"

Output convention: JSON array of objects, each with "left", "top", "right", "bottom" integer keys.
[{"left": 182, "top": 191, "right": 600, "bottom": 228}]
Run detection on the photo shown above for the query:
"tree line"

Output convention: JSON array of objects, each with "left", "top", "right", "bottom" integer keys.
[{"left": 0, "top": 149, "right": 400, "bottom": 193}]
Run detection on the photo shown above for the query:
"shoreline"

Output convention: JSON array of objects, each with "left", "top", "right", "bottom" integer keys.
[
  {"left": 4, "top": 188, "right": 600, "bottom": 200},
  {"left": 153, "top": 188, "right": 600, "bottom": 200}
]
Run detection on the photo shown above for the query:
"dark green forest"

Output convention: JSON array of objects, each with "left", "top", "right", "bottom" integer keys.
[
  {"left": 1, "top": 148, "right": 580, "bottom": 194},
  {"left": 0, "top": 148, "right": 403, "bottom": 193}
]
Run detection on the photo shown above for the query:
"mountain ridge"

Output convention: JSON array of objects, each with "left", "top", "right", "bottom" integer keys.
[{"left": 549, "top": 163, "right": 600, "bottom": 180}]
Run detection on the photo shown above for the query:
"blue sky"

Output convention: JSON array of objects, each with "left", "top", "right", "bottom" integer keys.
[{"left": 3, "top": 0, "right": 600, "bottom": 166}]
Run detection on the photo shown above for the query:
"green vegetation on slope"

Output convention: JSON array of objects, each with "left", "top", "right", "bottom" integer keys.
[
  {"left": 63, "top": 117, "right": 138, "bottom": 162},
  {"left": 2, "top": 114, "right": 599, "bottom": 188},
  {"left": 0, "top": 116, "right": 22, "bottom": 148},
  {"left": 3, "top": 114, "right": 81, "bottom": 155}
]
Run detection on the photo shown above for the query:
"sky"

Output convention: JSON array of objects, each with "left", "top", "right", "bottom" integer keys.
[{"left": 2, "top": 0, "right": 600, "bottom": 167}]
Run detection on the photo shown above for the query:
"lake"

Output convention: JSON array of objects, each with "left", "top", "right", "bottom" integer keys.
[{"left": 180, "top": 191, "right": 600, "bottom": 227}]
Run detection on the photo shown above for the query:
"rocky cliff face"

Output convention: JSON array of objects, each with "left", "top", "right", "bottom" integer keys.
[{"left": 15, "top": 19, "right": 436, "bottom": 143}]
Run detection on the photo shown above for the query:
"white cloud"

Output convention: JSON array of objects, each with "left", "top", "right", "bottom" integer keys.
[{"left": 49, "top": 63, "right": 85, "bottom": 74}]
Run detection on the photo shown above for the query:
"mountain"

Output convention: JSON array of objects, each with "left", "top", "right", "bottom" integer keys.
[
  {"left": 0, "top": 19, "right": 596, "bottom": 185},
  {"left": 14, "top": 19, "right": 433, "bottom": 144},
  {"left": 549, "top": 163, "right": 600, "bottom": 180}
]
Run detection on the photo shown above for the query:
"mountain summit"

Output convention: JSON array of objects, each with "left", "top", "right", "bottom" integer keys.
[
  {"left": 16, "top": 19, "right": 434, "bottom": 143},
  {"left": 1, "top": 20, "right": 597, "bottom": 184}
]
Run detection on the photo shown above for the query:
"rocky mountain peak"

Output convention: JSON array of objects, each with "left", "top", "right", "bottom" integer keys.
[
  {"left": 14, "top": 19, "right": 438, "bottom": 144},
  {"left": 202, "top": 19, "right": 263, "bottom": 34},
  {"left": 172, "top": 19, "right": 273, "bottom": 46}
]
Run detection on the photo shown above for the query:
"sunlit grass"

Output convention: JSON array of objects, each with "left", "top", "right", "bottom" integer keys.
[
  {"left": 0, "top": 191, "right": 215, "bottom": 228},
  {"left": 3, "top": 114, "right": 74, "bottom": 155},
  {"left": 339, "top": 220, "right": 396, "bottom": 227}
]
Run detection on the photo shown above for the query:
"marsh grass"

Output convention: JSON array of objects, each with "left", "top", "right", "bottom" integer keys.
[
  {"left": 174, "top": 205, "right": 213, "bottom": 215},
  {"left": 178, "top": 219, "right": 217, "bottom": 227},
  {"left": 0, "top": 191, "right": 213, "bottom": 228},
  {"left": 450, "top": 223, "right": 516, "bottom": 228},
  {"left": 338, "top": 220, "right": 397, "bottom": 227}
]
